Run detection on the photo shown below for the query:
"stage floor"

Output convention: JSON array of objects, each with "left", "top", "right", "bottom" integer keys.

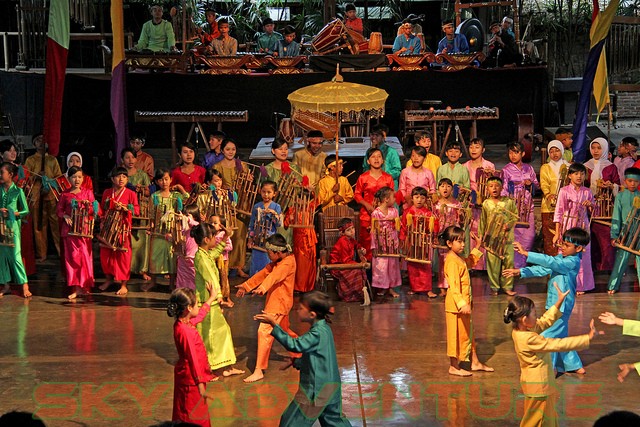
[{"left": 1, "top": 258, "right": 639, "bottom": 426}]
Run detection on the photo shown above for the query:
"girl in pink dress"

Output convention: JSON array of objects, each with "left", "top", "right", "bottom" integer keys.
[
  {"left": 212, "top": 214, "right": 234, "bottom": 307},
  {"left": 371, "top": 186, "right": 402, "bottom": 298},
  {"left": 175, "top": 203, "right": 201, "bottom": 291},
  {"left": 56, "top": 166, "right": 97, "bottom": 300}
]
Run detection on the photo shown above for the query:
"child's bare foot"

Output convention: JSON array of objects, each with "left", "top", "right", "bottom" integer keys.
[
  {"left": 490, "top": 290, "right": 499, "bottom": 296},
  {"left": 221, "top": 299, "right": 235, "bottom": 308},
  {"left": 223, "top": 368, "right": 245, "bottom": 377},
  {"left": 389, "top": 289, "right": 400, "bottom": 298},
  {"left": 116, "top": 285, "right": 128, "bottom": 296},
  {"left": 209, "top": 375, "right": 220, "bottom": 382},
  {"left": 22, "top": 284, "right": 32, "bottom": 298},
  {"left": 577, "top": 291, "right": 585, "bottom": 296},
  {"left": 607, "top": 290, "right": 617, "bottom": 295},
  {"left": 236, "top": 268, "right": 249, "bottom": 278},
  {"left": 471, "top": 363, "right": 494, "bottom": 372},
  {"left": 505, "top": 289, "right": 517, "bottom": 296},
  {"left": 99, "top": 281, "right": 112, "bottom": 291},
  {"left": 449, "top": 367, "right": 472, "bottom": 377},
  {"left": 440, "top": 289, "right": 447, "bottom": 296},
  {"left": 407, "top": 290, "right": 415, "bottom": 295},
  {"left": 142, "top": 273, "right": 151, "bottom": 281},
  {"left": 243, "top": 370, "right": 264, "bottom": 383},
  {"left": 68, "top": 292, "right": 78, "bottom": 300},
  {"left": 427, "top": 291, "right": 437, "bottom": 298},
  {"left": 1, "top": 284, "right": 10, "bottom": 295},
  {"left": 569, "top": 367, "right": 586, "bottom": 375}
]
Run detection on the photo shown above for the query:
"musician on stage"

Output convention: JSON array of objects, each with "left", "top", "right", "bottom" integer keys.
[
  {"left": 195, "top": 8, "right": 220, "bottom": 47},
  {"left": 392, "top": 21, "right": 421, "bottom": 56},
  {"left": 344, "top": 3, "right": 363, "bottom": 35},
  {"left": 317, "top": 155, "right": 354, "bottom": 210},
  {"left": 395, "top": 14, "right": 423, "bottom": 37},
  {"left": 293, "top": 130, "right": 326, "bottom": 189},
  {"left": 540, "top": 140, "right": 569, "bottom": 256},
  {"left": 202, "top": 130, "right": 225, "bottom": 170},
  {"left": 277, "top": 26, "right": 301, "bottom": 58},
  {"left": 436, "top": 20, "right": 469, "bottom": 55},
  {"left": 361, "top": 126, "right": 402, "bottom": 190},
  {"left": 484, "top": 21, "right": 519, "bottom": 68},
  {"left": 555, "top": 128, "right": 573, "bottom": 163},
  {"left": 211, "top": 19, "right": 237, "bottom": 56},
  {"left": 24, "top": 134, "right": 62, "bottom": 262},
  {"left": 129, "top": 136, "right": 155, "bottom": 180},
  {"left": 501, "top": 16, "right": 515, "bottom": 39},
  {"left": 256, "top": 18, "right": 282, "bottom": 55},
  {"left": 135, "top": 4, "right": 177, "bottom": 53}
]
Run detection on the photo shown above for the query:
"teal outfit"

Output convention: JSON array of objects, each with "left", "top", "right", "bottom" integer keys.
[
  {"left": 608, "top": 190, "right": 640, "bottom": 291},
  {"left": 256, "top": 31, "right": 283, "bottom": 55},
  {"left": 0, "top": 183, "right": 29, "bottom": 285},
  {"left": 436, "top": 162, "right": 471, "bottom": 189},
  {"left": 272, "top": 320, "right": 352, "bottom": 427},
  {"left": 362, "top": 142, "right": 402, "bottom": 190},
  {"left": 137, "top": 19, "right": 176, "bottom": 52}
]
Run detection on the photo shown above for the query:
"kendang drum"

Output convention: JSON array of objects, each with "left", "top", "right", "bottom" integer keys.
[
  {"left": 312, "top": 19, "right": 348, "bottom": 54},
  {"left": 368, "top": 32, "right": 383, "bottom": 54},
  {"left": 278, "top": 118, "right": 295, "bottom": 144}
]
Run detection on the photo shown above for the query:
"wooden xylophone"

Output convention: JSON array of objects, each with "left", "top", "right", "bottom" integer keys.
[
  {"left": 404, "top": 107, "right": 499, "bottom": 122},
  {"left": 135, "top": 110, "right": 249, "bottom": 123}
]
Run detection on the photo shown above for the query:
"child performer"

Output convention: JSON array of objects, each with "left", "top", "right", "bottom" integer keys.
[
  {"left": 479, "top": 176, "right": 517, "bottom": 296},
  {"left": 441, "top": 225, "right": 492, "bottom": 376},
  {"left": 175, "top": 203, "right": 201, "bottom": 290},
  {"left": 434, "top": 178, "right": 461, "bottom": 296},
  {"left": 56, "top": 166, "right": 96, "bottom": 300},
  {"left": 408, "top": 131, "right": 441, "bottom": 179},
  {"left": 329, "top": 218, "right": 367, "bottom": 302},
  {"left": 254, "top": 291, "right": 353, "bottom": 427},
  {"left": 236, "top": 234, "right": 300, "bottom": 383},
  {"left": 202, "top": 130, "right": 225, "bottom": 170},
  {"left": 248, "top": 180, "right": 282, "bottom": 276},
  {"left": 504, "top": 286, "right": 597, "bottom": 427},
  {"left": 167, "top": 285, "right": 216, "bottom": 427},
  {"left": 370, "top": 186, "right": 402, "bottom": 298},
  {"left": 540, "top": 140, "right": 569, "bottom": 256},
  {"left": 129, "top": 136, "right": 155, "bottom": 180},
  {"left": 99, "top": 167, "right": 139, "bottom": 296},
  {"left": 503, "top": 227, "right": 591, "bottom": 374},
  {"left": 607, "top": 167, "right": 640, "bottom": 294},
  {"left": 553, "top": 163, "right": 595, "bottom": 294},
  {"left": 585, "top": 138, "right": 620, "bottom": 271},
  {"left": 192, "top": 222, "right": 244, "bottom": 377},
  {"left": 464, "top": 137, "right": 495, "bottom": 269},
  {"left": 599, "top": 311, "right": 640, "bottom": 382},
  {"left": 145, "top": 168, "right": 188, "bottom": 291},
  {"left": 122, "top": 148, "right": 151, "bottom": 281},
  {"left": 555, "top": 127, "right": 573, "bottom": 162},
  {"left": 0, "top": 162, "right": 31, "bottom": 298},
  {"left": 400, "top": 186, "right": 439, "bottom": 296},
  {"left": 65, "top": 152, "right": 93, "bottom": 191},
  {"left": 614, "top": 137, "right": 637, "bottom": 185},
  {"left": 211, "top": 215, "right": 234, "bottom": 307},
  {"left": 399, "top": 146, "right": 436, "bottom": 211},
  {"left": 354, "top": 148, "right": 394, "bottom": 260},
  {"left": 171, "top": 141, "right": 206, "bottom": 193},
  {"left": 317, "top": 155, "right": 354, "bottom": 211},
  {"left": 501, "top": 140, "right": 539, "bottom": 268},
  {"left": 437, "top": 142, "right": 470, "bottom": 189}
]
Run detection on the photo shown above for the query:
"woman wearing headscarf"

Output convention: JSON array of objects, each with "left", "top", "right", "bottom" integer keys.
[
  {"left": 65, "top": 152, "right": 93, "bottom": 192},
  {"left": 540, "top": 140, "right": 570, "bottom": 255},
  {"left": 585, "top": 137, "right": 620, "bottom": 270}
]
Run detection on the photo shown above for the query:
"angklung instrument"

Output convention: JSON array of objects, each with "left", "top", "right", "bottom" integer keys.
[
  {"left": 286, "top": 186, "right": 316, "bottom": 228},
  {"left": 557, "top": 197, "right": 590, "bottom": 246},
  {"left": 199, "top": 186, "right": 238, "bottom": 230},
  {"left": 404, "top": 214, "right": 436, "bottom": 264},
  {"left": 475, "top": 167, "right": 499, "bottom": 206},
  {"left": 371, "top": 217, "right": 402, "bottom": 258},
  {"left": 613, "top": 196, "right": 640, "bottom": 256},
  {"left": 150, "top": 195, "right": 182, "bottom": 237},
  {"left": 274, "top": 169, "right": 301, "bottom": 212},
  {"left": 507, "top": 181, "right": 533, "bottom": 228},
  {"left": 592, "top": 179, "right": 614, "bottom": 226},
  {"left": 97, "top": 202, "right": 131, "bottom": 251},
  {"left": 67, "top": 199, "right": 97, "bottom": 238},
  {"left": 233, "top": 162, "right": 260, "bottom": 217},
  {"left": 250, "top": 208, "right": 281, "bottom": 252},
  {"left": 550, "top": 164, "right": 569, "bottom": 208},
  {"left": 481, "top": 207, "right": 518, "bottom": 259},
  {"left": 132, "top": 188, "right": 151, "bottom": 230}
]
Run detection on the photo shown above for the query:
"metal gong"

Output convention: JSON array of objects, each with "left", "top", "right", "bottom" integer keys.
[{"left": 457, "top": 18, "right": 484, "bottom": 53}]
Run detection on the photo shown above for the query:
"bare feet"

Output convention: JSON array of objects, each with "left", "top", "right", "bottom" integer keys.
[
  {"left": 471, "top": 363, "right": 495, "bottom": 372},
  {"left": 68, "top": 292, "right": 78, "bottom": 300},
  {"left": 570, "top": 367, "right": 586, "bottom": 375},
  {"left": 1, "top": 284, "right": 10, "bottom": 295},
  {"left": 209, "top": 375, "right": 220, "bottom": 382},
  {"left": 236, "top": 268, "right": 249, "bottom": 278},
  {"left": 577, "top": 291, "right": 585, "bottom": 296},
  {"left": 490, "top": 290, "right": 499, "bottom": 296},
  {"left": 221, "top": 299, "right": 235, "bottom": 308},
  {"left": 505, "top": 290, "right": 517, "bottom": 296},
  {"left": 243, "top": 370, "right": 264, "bottom": 383},
  {"left": 449, "top": 366, "right": 472, "bottom": 377},
  {"left": 389, "top": 289, "right": 400, "bottom": 298},
  {"left": 427, "top": 291, "right": 438, "bottom": 298},
  {"left": 99, "top": 281, "right": 112, "bottom": 291},
  {"left": 607, "top": 290, "right": 617, "bottom": 295},
  {"left": 142, "top": 273, "right": 152, "bottom": 281},
  {"left": 37, "top": 257, "right": 46, "bottom": 263},
  {"left": 222, "top": 368, "right": 245, "bottom": 377},
  {"left": 116, "top": 285, "right": 128, "bottom": 296},
  {"left": 22, "top": 284, "right": 32, "bottom": 298},
  {"left": 440, "top": 289, "right": 447, "bottom": 297}
]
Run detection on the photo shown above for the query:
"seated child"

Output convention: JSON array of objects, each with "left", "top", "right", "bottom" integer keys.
[{"left": 329, "top": 218, "right": 367, "bottom": 302}]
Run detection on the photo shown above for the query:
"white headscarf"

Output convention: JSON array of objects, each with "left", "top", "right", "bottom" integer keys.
[
  {"left": 584, "top": 137, "right": 612, "bottom": 193},
  {"left": 65, "top": 152, "right": 83, "bottom": 176},
  {"left": 546, "top": 140, "right": 568, "bottom": 177}
]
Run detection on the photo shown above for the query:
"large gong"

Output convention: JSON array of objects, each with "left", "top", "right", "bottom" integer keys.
[{"left": 457, "top": 18, "right": 484, "bottom": 53}]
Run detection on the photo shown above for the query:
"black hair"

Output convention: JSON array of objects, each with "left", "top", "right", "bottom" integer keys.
[
  {"left": 624, "top": 167, "right": 640, "bottom": 178},
  {"left": 507, "top": 141, "right": 525, "bottom": 153},
  {"left": 178, "top": 141, "right": 196, "bottom": 153},
  {"left": 486, "top": 176, "right": 503, "bottom": 185},
  {"left": 121, "top": 147, "right": 136, "bottom": 159},
  {"left": 337, "top": 217, "right": 354, "bottom": 230},
  {"left": 271, "top": 139, "right": 289, "bottom": 151},
  {"left": 622, "top": 136, "right": 638, "bottom": 147},
  {"left": 470, "top": 137, "right": 485, "bottom": 147},
  {"left": 167, "top": 288, "right": 197, "bottom": 319},
  {"left": 593, "top": 410, "right": 640, "bottom": 427},
  {"left": 371, "top": 123, "right": 389, "bottom": 135},
  {"left": 190, "top": 222, "right": 216, "bottom": 245},
  {"left": 154, "top": 167, "right": 171, "bottom": 182},
  {"left": 260, "top": 179, "right": 277, "bottom": 191},
  {"left": 307, "top": 130, "right": 323, "bottom": 139},
  {"left": 67, "top": 166, "right": 83, "bottom": 178},
  {"left": 266, "top": 233, "right": 289, "bottom": 252},
  {"left": 0, "top": 139, "right": 16, "bottom": 154},
  {"left": 129, "top": 135, "right": 145, "bottom": 144},
  {"left": 563, "top": 227, "right": 590, "bottom": 247},
  {"left": 374, "top": 186, "right": 394, "bottom": 205},
  {"left": 413, "top": 130, "right": 432, "bottom": 143},
  {"left": 218, "top": 17, "right": 229, "bottom": 26},
  {"left": 503, "top": 296, "right": 535, "bottom": 326},
  {"left": 568, "top": 162, "right": 586, "bottom": 175},
  {"left": 411, "top": 186, "right": 428, "bottom": 197},
  {"left": 300, "top": 291, "right": 335, "bottom": 323},
  {"left": 324, "top": 154, "right": 340, "bottom": 167},
  {"left": 220, "top": 138, "right": 237, "bottom": 154},
  {"left": 365, "top": 147, "right": 383, "bottom": 160},
  {"left": 209, "top": 130, "right": 226, "bottom": 140},
  {"left": 409, "top": 146, "right": 427, "bottom": 158},
  {"left": 109, "top": 166, "right": 128, "bottom": 178},
  {"left": 445, "top": 141, "right": 461, "bottom": 152},
  {"left": 438, "top": 177, "right": 453, "bottom": 187},
  {"left": 0, "top": 161, "right": 17, "bottom": 177},
  {"left": 345, "top": 3, "right": 356, "bottom": 12},
  {"left": 555, "top": 127, "right": 572, "bottom": 136},
  {"left": 182, "top": 203, "right": 202, "bottom": 223},
  {"left": 205, "top": 167, "right": 223, "bottom": 185},
  {"left": 439, "top": 225, "right": 465, "bottom": 246}
]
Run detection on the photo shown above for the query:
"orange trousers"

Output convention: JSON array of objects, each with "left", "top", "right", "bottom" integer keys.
[{"left": 256, "top": 313, "right": 301, "bottom": 370}]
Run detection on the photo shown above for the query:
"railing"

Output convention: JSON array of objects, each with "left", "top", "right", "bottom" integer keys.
[{"left": 606, "top": 16, "right": 640, "bottom": 77}]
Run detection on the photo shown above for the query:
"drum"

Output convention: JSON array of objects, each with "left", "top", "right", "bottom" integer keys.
[
  {"left": 371, "top": 218, "right": 402, "bottom": 258},
  {"left": 0, "top": 215, "right": 15, "bottom": 247},
  {"left": 97, "top": 209, "right": 130, "bottom": 251},
  {"left": 233, "top": 162, "right": 260, "bottom": 217},
  {"left": 404, "top": 214, "right": 436, "bottom": 264},
  {"left": 613, "top": 197, "right": 640, "bottom": 256},
  {"left": 67, "top": 201, "right": 96, "bottom": 238},
  {"left": 312, "top": 19, "right": 347, "bottom": 54},
  {"left": 368, "top": 32, "right": 383, "bottom": 54},
  {"left": 279, "top": 118, "right": 295, "bottom": 144},
  {"left": 481, "top": 208, "right": 518, "bottom": 259}
]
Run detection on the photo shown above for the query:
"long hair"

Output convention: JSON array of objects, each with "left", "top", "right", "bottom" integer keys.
[{"left": 167, "top": 288, "right": 197, "bottom": 319}]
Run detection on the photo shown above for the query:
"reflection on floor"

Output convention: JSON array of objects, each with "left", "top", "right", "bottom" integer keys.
[{"left": 1, "top": 257, "right": 639, "bottom": 427}]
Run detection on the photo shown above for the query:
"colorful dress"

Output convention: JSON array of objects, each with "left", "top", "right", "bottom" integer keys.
[
  {"left": 194, "top": 245, "right": 237, "bottom": 370},
  {"left": 362, "top": 143, "right": 402, "bottom": 189},
  {"left": 586, "top": 163, "right": 620, "bottom": 271},
  {"left": 128, "top": 170, "right": 151, "bottom": 275},
  {"left": 400, "top": 205, "right": 438, "bottom": 293},
  {"left": 501, "top": 162, "right": 539, "bottom": 268},
  {"left": 175, "top": 217, "right": 198, "bottom": 290},
  {"left": 56, "top": 188, "right": 96, "bottom": 290},
  {"left": 370, "top": 207, "right": 401, "bottom": 290},
  {"left": 437, "top": 162, "right": 470, "bottom": 189},
  {"left": 149, "top": 191, "right": 184, "bottom": 275},
  {"left": 553, "top": 185, "right": 595, "bottom": 292},
  {"left": 540, "top": 161, "right": 568, "bottom": 256},
  {"left": 0, "top": 183, "right": 29, "bottom": 286},
  {"left": 171, "top": 165, "right": 206, "bottom": 193},
  {"left": 136, "top": 151, "right": 155, "bottom": 180},
  {"left": 248, "top": 201, "right": 282, "bottom": 276},
  {"left": 329, "top": 235, "right": 366, "bottom": 302},
  {"left": 398, "top": 167, "right": 436, "bottom": 211},
  {"left": 99, "top": 187, "right": 139, "bottom": 281},
  {"left": 172, "top": 303, "right": 214, "bottom": 427},
  {"left": 464, "top": 158, "right": 495, "bottom": 269},
  {"left": 353, "top": 171, "right": 394, "bottom": 260},
  {"left": 608, "top": 190, "right": 640, "bottom": 292},
  {"left": 213, "top": 230, "right": 233, "bottom": 300},
  {"left": 317, "top": 175, "right": 354, "bottom": 211},
  {"left": 13, "top": 170, "right": 36, "bottom": 276},
  {"left": 479, "top": 197, "right": 517, "bottom": 292},
  {"left": 265, "top": 161, "right": 300, "bottom": 245},
  {"left": 434, "top": 198, "right": 462, "bottom": 289}
]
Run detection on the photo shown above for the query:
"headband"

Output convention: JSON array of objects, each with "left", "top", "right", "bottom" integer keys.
[
  {"left": 563, "top": 236, "right": 583, "bottom": 246},
  {"left": 339, "top": 221, "right": 354, "bottom": 232},
  {"left": 265, "top": 241, "right": 291, "bottom": 253},
  {"left": 625, "top": 172, "right": 640, "bottom": 180}
]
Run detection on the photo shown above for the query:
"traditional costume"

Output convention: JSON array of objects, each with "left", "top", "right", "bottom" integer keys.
[
  {"left": 128, "top": 170, "right": 151, "bottom": 276},
  {"left": 0, "top": 183, "right": 29, "bottom": 287},
  {"left": 329, "top": 231, "right": 366, "bottom": 302},
  {"left": 434, "top": 198, "right": 462, "bottom": 289},
  {"left": 135, "top": 150, "right": 155, "bottom": 180},
  {"left": 353, "top": 170, "right": 394, "bottom": 260},
  {"left": 437, "top": 162, "right": 470, "bottom": 189},
  {"left": 248, "top": 201, "right": 282, "bottom": 276},
  {"left": 265, "top": 161, "right": 300, "bottom": 245},
  {"left": 400, "top": 206, "right": 439, "bottom": 293},
  {"left": 398, "top": 166, "right": 435, "bottom": 210},
  {"left": 464, "top": 158, "right": 495, "bottom": 269},
  {"left": 479, "top": 197, "right": 517, "bottom": 293},
  {"left": 539, "top": 141, "right": 569, "bottom": 256},
  {"left": 293, "top": 148, "right": 326, "bottom": 189},
  {"left": 171, "top": 165, "right": 206, "bottom": 193},
  {"left": 64, "top": 152, "right": 94, "bottom": 192},
  {"left": 176, "top": 217, "right": 198, "bottom": 290},
  {"left": 149, "top": 192, "right": 184, "bottom": 276},
  {"left": 370, "top": 207, "right": 402, "bottom": 290},
  {"left": 317, "top": 173, "right": 354, "bottom": 211},
  {"left": 138, "top": 19, "right": 175, "bottom": 52},
  {"left": 608, "top": 184, "right": 640, "bottom": 292},
  {"left": 361, "top": 143, "right": 402, "bottom": 189},
  {"left": 214, "top": 230, "right": 233, "bottom": 301}
]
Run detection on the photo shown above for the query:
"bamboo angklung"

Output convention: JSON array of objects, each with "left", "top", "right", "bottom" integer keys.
[
  {"left": 68, "top": 200, "right": 96, "bottom": 238},
  {"left": 404, "top": 214, "right": 435, "bottom": 264},
  {"left": 288, "top": 186, "right": 315, "bottom": 228},
  {"left": 132, "top": 189, "right": 151, "bottom": 230},
  {"left": 0, "top": 215, "right": 15, "bottom": 247},
  {"left": 251, "top": 209, "right": 281, "bottom": 252},
  {"left": 614, "top": 197, "right": 640, "bottom": 256},
  {"left": 592, "top": 179, "right": 614, "bottom": 226},
  {"left": 481, "top": 207, "right": 518, "bottom": 259},
  {"left": 551, "top": 164, "right": 569, "bottom": 208},
  {"left": 475, "top": 168, "right": 499, "bottom": 206},
  {"left": 508, "top": 181, "right": 533, "bottom": 228},
  {"left": 97, "top": 202, "right": 130, "bottom": 251},
  {"left": 233, "top": 162, "right": 260, "bottom": 217},
  {"left": 557, "top": 196, "right": 589, "bottom": 247},
  {"left": 371, "top": 218, "right": 401, "bottom": 258},
  {"left": 199, "top": 187, "right": 238, "bottom": 229},
  {"left": 274, "top": 171, "right": 300, "bottom": 212}
]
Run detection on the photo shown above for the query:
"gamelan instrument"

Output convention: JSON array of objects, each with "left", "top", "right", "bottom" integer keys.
[
  {"left": 274, "top": 170, "right": 301, "bottom": 213},
  {"left": 404, "top": 106, "right": 499, "bottom": 121},
  {"left": 278, "top": 118, "right": 297, "bottom": 144},
  {"left": 404, "top": 214, "right": 436, "bottom": 264},
  {"left": 475, "top": 168, "right": 499, "bottom": 206},
  {"left": 286, "top": 187, "right": 316, "bottom": 228},
  {"left": 50, "top": 176, "right": 72, "bottom": 202},
  {"left": 135, "top": 110, "right": 249, "bottom": 125},
  {"left": 67, "top": 200, "right": 97, "bottom": 238},
  {"left": 481, "top": 208, "right": 518, "bottom": 259},
  {"left": 507, "top": 181, "right": 533, "bottom": 228},
  {"left": 250, "top": 209, "right": 281, "bottom": 252},
  {"left": 371, "top": 217, "right": 402, "bottom": 258},
  {"left": 97, "top": 205, "right": 131, "bottom": 251},
  {"left": 550, "top": 164, "right": 569, "bottom": 208},
  {"left": 198, "top": 187, "right": 238, "bottom": 230},
  {"left": 172, "top": 214, "right": 187, "bottom": 257},
  {"left": 291, "top": 109, "right": 339, "bottom": 140},
  {"left": 0, "top": 215, "right": 15, "bottom": 247},
  {"left": 233, "top": 162, "right": 260, "bottom": 217},
  {"left": 150, "top": 195, "right": 182, "bottom": 237},
  {"left": 434, "top": 202, "right": 467, "bottom": 249},
  {"left": 311, "top": 18, "right": 368, "bottom": 55},
  {"left": 25, "top": 174, "right": 70, "bottom": 204},
  {"left": 592, "top": 180, "right": 614, "bottom": 226},
  {"left": 613, "top": 197, "right": 640, "bottom": 256},
  {"left": 132, "top": 188, "right": 151, "bottom": 230},
  {"left": 368, "top": 32, "right": 383, "bottom": 54},
  {"left": 557, "top": 198, "right": 590, "bottom": 246}
]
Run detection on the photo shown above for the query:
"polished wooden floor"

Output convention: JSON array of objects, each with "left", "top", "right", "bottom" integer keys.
[{"left": 1, "top": 258, "right": 639, "bottom": 427}]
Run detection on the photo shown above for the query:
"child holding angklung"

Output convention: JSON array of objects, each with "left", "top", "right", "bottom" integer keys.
[
  {"left": 398, "top": 146, "right": 436, "bottom": 211},
  {"left": 434, "top": 178, "right": 461, "bottom": 296},
  {"left": 478, "top": 176, "right": 517, "bottom": 296},
  {"left": 400, "top": 186, "right": 439, "bottom": 297},
  {"left": 599, "top": 311, "right": 640, "bottom": 382},
  {"left": 504, "top": 285, "right": 598, "bottom": 427},
  {"left": 539, "top": 140, "right": 570, "bottom": 256},
  {"left": 441, "top": 225, "right": 493, "bottom": 376},
  {"left": 99, "top": 167, "right": 139, "bottom": 296},
  {"left": 501, "top": 140, "right": 539, "bottom": 268},
  {"left": 317, "top": 155, "right": 354, "bottom": 211},
  {"left": 167, "top": 285, "right": 217, "bottom": 427},
  {"left": 248, "top": 180, "right": 282, "bottom": 276},
  {"left": 437, "top": 141, "right": 470, "bottom": 189},
  {"left": 254, "top": 291, "right": 353, "bottom": 427},
  {"left": 503, "top": 227, "right": 591, "bottom": 374},
  {"left": 607, "top": 167, "right": 640, "bottom": 294},
  {"left": 144, "top": 168, "right": 188, "bottom": 292},
  {"left": 56, "top": 166, "right": 97, "bottom": 300},
  {"left": 0, "top": 162, "right": 32, "bottom": 298},
  {"left": 192, "top": 222, "right": 244, "bottom": 378},
  {"left": 175, "top": 203, "right": 201, "bottom": 290},
  {"left": 235, "top": 233, "right": 300, "bottom": 383},
  {"left": 553, "top": 162, "right": 595, "bottom": 294},
  {"left": 329, "top": 218, "right": 367, "bottom": 302},
  {"left": 211, "top": 215, "right": 234, "bottom": 307},
  {"left": 371, "top": 186, "right": 402, "bottom": 298}
]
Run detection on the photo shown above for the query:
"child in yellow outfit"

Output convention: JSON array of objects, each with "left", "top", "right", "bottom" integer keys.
[{"left": 317, "top": 155, "right": 354, "bottom": 210}]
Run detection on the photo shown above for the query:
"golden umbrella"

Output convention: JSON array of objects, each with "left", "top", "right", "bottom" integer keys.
[{"left": 287, "top": 65, "right": 389, "bottom": 162}]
